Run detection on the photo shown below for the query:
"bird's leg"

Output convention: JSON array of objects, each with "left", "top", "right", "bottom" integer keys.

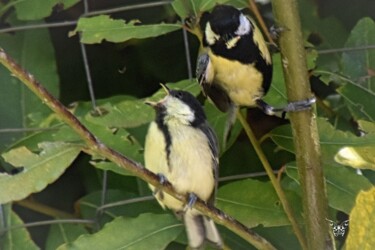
[
  {"left": 256, "top": 96, "right": 316, "bottom": 118},
  {"left": 184, "top": 193, "right": 198, "bottom": 211}
]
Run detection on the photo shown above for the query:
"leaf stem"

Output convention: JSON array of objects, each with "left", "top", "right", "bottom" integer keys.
[
  {"left": 0, "top": 48, "right": 276, "bottom": 250},
  {"left": 236, "top": 109, "right": 308, "bottom": 250},
  {"left": 248, "top": 0, "right": 276, "bottom": 46},
  {"left": 15, "top": 199, "right": 75, "bottom": 219}
]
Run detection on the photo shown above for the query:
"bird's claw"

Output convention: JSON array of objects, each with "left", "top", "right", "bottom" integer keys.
[{"left": 184, "top": 193, "right": 198, "bottom": 211}]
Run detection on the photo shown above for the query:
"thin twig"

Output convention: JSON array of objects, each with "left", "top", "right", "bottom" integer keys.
[
  {"left": 15, "top": 199, "right": 76, "bottom": 219},
  {"left": 0, "top": 219, "right": 95, "bottom": 234},
  {"left": 248, "top": 0, "right": 276, "bottom": 46},
  {"left": 236, "top": 109, "right": 307, "bottom": 250},
  {"left": 0, "top": 48, "right": 276, "bottom": 250},
  {"left": 318, "top": 44, "right": 375, "bottom": 54}
]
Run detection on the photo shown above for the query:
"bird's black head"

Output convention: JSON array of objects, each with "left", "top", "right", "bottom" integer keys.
[
  {"left": 168, "top": 90, "right": 206, "bottom": 126},
  {"left": 201, "top": 5, "right": 251, "bottom": 47},
  {"left": 208, "top": 5, "right": 241, "bottom": 36},
  {"left": 147, "top": 88, "right": 206, "bottom": 127}
]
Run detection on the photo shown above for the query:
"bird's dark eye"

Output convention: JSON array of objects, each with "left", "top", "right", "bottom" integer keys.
[{"left": 175, "top": 91, "right": 183, "bottom": 99}]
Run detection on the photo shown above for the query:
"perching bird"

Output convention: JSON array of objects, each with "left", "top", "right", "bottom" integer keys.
[
  {"left": 197, "top": 5, "right": 314, "bottom": 115},
  {"left": 144, "top": 85, "right": 223, "bottom": 249}
]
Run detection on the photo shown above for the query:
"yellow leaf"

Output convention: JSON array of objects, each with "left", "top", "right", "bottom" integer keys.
[{"left": 346, "top": 187, "right": 375, "bottom": 249}]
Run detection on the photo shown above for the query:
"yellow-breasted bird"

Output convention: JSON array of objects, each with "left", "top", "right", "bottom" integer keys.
[
  {"left": 144, "top": 86, "right": 223, "bottom": 249},
  {"left": 196, "top": 5, "right": 315, "bottom": 117}
]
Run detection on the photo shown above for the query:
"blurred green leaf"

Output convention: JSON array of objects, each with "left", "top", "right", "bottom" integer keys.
[
  {"left": 338, "top": 17, "right": 375, "bottom": 122},
  {"left": 46, "top": 224, "right": 88, "bottom": 250},
  {"left": 70, "top": 15, "right": 182, "bottom": 44},
  {"left": 358, "top": 119, "right": 375, "bottom": 133},
  {"left": 85, "top": 79, "right": 199, "bottom": 130},
  {"left": 341, "top": 17, "right": 375, "bottom": 90},
  {"left": 269, "top": 118, "right": 375, "bottom": 165},
  {"left": 85, "top": 101, "right": 154, "bottom": 129},
  {"left": 299, "top": 0, "right": 347, "bottom": 49},
  {"left": 204, "top": 101, "right": 242, "bottom": 152},
  {"left": 337, "top": 80, "right": 375, "bottom": 122},
  {"left": 286, "top": 163, "right": 373, "bottom": 214},
  {"left": 0, "top": 26, "right": 59, "bottom": 152},
  {"left": 58, "top": 213, "right": 183, "bottom": 250},
  {"left": 217, "top": 179, "right": 302, "bottom": 227},
  {"left": 264, "top": 52, "right": 317, "bottom": 108},
  {"left": 263, "top": 53, "right": 287, "bottom": 108},
  {"left": 8, "top": 124, "right": 81, "bottom": 152},
  {"left": 0, "top": 204, "right": 39, "bottom": 250},
  {"left": 0, "top": 142, "right": 81, "bottom": 203},
  {"left": 14, "top": 0, "right": 79, "bottom": 20},
  {"left": 346, "top": 187, "right": 375, "bottom": 249},
  {"left": 78, "top": 190, "right": 163, "bottom": 226},
  {"left": 171, "top": 0, "right": 248, "bottom": 19}
]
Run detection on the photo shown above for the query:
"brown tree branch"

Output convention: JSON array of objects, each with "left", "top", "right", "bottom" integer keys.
[{"left": 0, "top": 48, "right": 276, "bottom": 250}]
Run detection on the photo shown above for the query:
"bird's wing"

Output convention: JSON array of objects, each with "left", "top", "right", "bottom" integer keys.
[
  {"left": 196, "top": 53, "right": 233, "bottom": 112},
  {"left": 198, "top": 122, "right": 220, "bottom": 206}
]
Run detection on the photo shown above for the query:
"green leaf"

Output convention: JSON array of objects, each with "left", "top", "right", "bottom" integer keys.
[
  {"left": 269, "top": 118, "right": 375, "bottom": 165},
  {"left": 346, "top": 187, "right": 375, "bottom": 249},
  {"left": 341, "top": 17, "right": 375, "bottom": 90},
  {"left": 58, "top": 213, "right": 183, "bottom": 250},
  {"left": 70, "top": 15, "right": 182, "bottom": 44},
  {"left": 0, "top": 204, "right": 39, "bottom": 250},
  {"left": 8, "top": 124, "right": 81, "bottom": 152},
  {"left": 85, "top": 79, "right": 200, "bottom": 129},
  {"left": 286, "top": 163, "right": 373, "bottom": 214},
  {"left": 78, "top": 190, "right": 163, "bottom": 226},
  {"left": 171, "top": 0, "right": 248, "bottom": 19},
  {"left": 85, "top": 101, "right": 154, "bottom": 129},
  {"left": 0, "top": 25, "right": 59, "bottom": 152},
  {"left": 46, "top": 224, "right": 88, "bottom": 250},
  {"left": 204, "top": 101, "right": 242, "bottom": 152},
  {"left": 338, "top": 17, "right": 375, "bottom": 122},
  {"left": 14, "top": 0, "right": 79, "bottom": 20},
  {"left": 264, "top": 52, "right": 317, "bottom": 108},
  {"left": 337, "top": 82, "right": 375, "bottom": 122},
  {"left": 0, "top": 142, "right": 81, "bottom": 203},
  {"left": 263, "top": 53, "right": 288, "bottom": 108},
  {"left": 217, "top": 179, "right": 302, "bottom": 227}
]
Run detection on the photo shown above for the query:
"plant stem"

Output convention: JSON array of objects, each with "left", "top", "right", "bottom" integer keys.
[
  {"left": 0, "top": 48, "right": 276, "bottom": 250},
  {"left": 271, "top": 0, "right": 334, "bottom": 249},
  {"left": 15, "top": 199, "right": 75, "bottom": 219},
  {"left": 236, "top": 109, "right": 307, "bottom": 250},
  {"left": 248, "top": 0, "right": 276, "bottom": 45}
]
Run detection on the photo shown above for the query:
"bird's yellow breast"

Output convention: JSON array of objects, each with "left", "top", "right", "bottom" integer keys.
[
  {"left": 144, "top": 121, "right": 215, "bottom": 211},
  {"left": 208, "top": 51, "right": 265, "bottom": 107}
]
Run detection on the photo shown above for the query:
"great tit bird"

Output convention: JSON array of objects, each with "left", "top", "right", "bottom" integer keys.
[
  {"left": 197, "top": 5, "right": 314, "bottom": 115},
  {"left": 144, "top": 86, "right": 223, "bottom": 249}
]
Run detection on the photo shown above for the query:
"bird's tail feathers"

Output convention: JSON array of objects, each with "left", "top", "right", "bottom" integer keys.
[{"left": 184, "top": 212, "right": 223, "bottom": 249}]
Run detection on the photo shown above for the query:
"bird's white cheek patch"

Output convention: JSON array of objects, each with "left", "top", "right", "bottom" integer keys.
[
  {"left": 205, "top": 23, "right": 220, "bottom": 45},
  {"left": 235, "top": 14, "right": 251, "bottom": 36}
]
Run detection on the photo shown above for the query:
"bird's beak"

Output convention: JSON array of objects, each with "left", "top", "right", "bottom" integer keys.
[
  {"left": 144, "top": 84, "right": 170, "bottom": 108},
  {"left": 144, "top": 100, "right": 159, "bottom": 107},
  {"left": 160, "top": 83, "right": 170, "bottom": 95}
]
